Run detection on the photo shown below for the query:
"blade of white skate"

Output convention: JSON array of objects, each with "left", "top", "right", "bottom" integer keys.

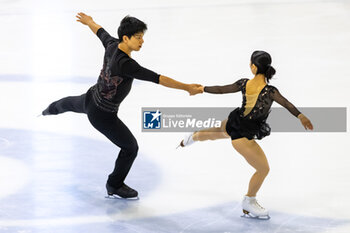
[
  {"left": 105, "top": 194, "right": 139, "bottom": 200},
  {"left": 241, "top": 212, "right": 270, "bottom": 220}
]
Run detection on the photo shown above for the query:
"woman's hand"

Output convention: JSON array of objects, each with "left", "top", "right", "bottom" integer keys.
[{"left": 298, "top": 114, "right": 314, "bottom": 130}]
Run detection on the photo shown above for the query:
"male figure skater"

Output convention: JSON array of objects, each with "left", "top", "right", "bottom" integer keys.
[{"left": 42, "top": 12, "right": 203, "bottom": 198}]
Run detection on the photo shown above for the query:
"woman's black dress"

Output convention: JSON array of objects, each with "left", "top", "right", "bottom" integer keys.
[{"left": 204, "top": 78, "right": 301, "bottom": 140}]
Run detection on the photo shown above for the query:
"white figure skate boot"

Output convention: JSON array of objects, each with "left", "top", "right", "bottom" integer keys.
[
  {"left": 177, "top": 132, "right": 195, "bottom": 148},
  {"left": 241, "top": 196, "right": 270, "bottom": 220}
]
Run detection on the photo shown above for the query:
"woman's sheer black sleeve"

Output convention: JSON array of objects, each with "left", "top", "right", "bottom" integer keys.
[
  {"left": 270, "top": 86, "right": 301, "bottom": 117},
  {"left": 204, "top": 78, "right": 246, "bottom": 94}
]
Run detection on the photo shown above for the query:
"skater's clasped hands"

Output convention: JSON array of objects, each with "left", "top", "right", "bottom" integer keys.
[{"left": 187, "top": 84, "right": 204, "bottom": 96}]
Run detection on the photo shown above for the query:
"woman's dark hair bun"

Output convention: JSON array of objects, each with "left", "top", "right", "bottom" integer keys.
[{"left": 251, "top": 51, "right": 276, "bottom": 83}]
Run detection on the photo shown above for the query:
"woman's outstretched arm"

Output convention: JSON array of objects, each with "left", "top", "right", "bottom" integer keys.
[
  {"left": 204, "top": 78, "right": 246, "bottom": 94},
  {"left": 271, "top": 87, "right": 313, "bottom": 130}
]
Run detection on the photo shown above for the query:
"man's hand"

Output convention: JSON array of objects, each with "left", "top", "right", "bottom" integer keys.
[
  {"left": 76, "top": 12, "right": 102, "bottom": 34},
  {"left": 76, "top": 12, "right": 93, "bottom": 25},
  {"left": 187, "top": 84, "right": 204, "bottom": 96},
  {"left": 159, "top": 76, "right": 204, "bottom": 95}
]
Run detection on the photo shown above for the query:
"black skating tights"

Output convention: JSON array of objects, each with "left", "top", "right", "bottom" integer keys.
[{"left": 45, "top": 90, "right": 138, "bottom": 189}]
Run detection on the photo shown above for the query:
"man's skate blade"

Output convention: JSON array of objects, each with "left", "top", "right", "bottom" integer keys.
[
  {"left": 241, "top": 211, "right": 270, "bottom": 220},
  {"left": 105, "top": 194, "right": 139, "bottom": 201}
]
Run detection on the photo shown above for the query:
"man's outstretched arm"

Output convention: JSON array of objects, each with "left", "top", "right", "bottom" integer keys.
[
  {"left": 121, "top": 60, "right": 203, "bottom": 96},
  {"left": 76, "top": 12, "right": 101, "bottom": 34},
  {"left": 159, "top": 75, "right": 203, "bottom": 96}
]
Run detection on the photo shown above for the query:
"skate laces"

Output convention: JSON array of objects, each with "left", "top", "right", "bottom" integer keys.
[
  {"left": 253, "top": 199, "right": 265, "bottom": 210},
  {"left": 122, "top": 184, "right": 134, "bottom": 192}
]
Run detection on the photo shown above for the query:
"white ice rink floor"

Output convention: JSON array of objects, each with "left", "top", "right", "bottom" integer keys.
[{"left": 1, "top": 0, "right": 350, "bottom": 232}]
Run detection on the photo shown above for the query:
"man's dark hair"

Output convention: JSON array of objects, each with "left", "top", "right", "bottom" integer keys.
[{"left": 117, "top": 16, "right": 147, "bottom": 42}]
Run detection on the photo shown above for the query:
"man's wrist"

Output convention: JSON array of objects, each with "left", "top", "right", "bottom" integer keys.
[
  {"left": 183, "top": 84, "right": 190, "bottom": 92},
  {"left": 87, "top": 20, "right": 96, "bottom": 26}
]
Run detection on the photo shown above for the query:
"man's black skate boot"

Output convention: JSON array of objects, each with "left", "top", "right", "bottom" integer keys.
[
  {"left": 106, "top": 183, "right": 138, "bottom": 199},
  {"left": 42, "top": 103, "right": 58, "bottom": 116}
]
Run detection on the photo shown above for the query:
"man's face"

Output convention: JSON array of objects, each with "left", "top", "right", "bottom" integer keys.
[{"left": 125, "top": 32, "right": 144, "bottom": 51}]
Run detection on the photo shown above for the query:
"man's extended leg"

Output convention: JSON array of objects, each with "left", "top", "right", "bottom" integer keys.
[{"left": 42, "top": 94, "right": 86, "bottom": 115}]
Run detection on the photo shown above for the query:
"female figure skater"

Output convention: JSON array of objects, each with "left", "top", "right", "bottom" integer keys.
[
  {"left": 180, "top": 51, "right": 313, "bottom": 219},
  {"left": 42, "top": 13, "right": 203, "bottom": 199}
]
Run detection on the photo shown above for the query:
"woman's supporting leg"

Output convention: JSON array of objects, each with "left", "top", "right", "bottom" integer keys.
[{"left": 231, "top": 138, "right": 270, "bottom": 197}]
